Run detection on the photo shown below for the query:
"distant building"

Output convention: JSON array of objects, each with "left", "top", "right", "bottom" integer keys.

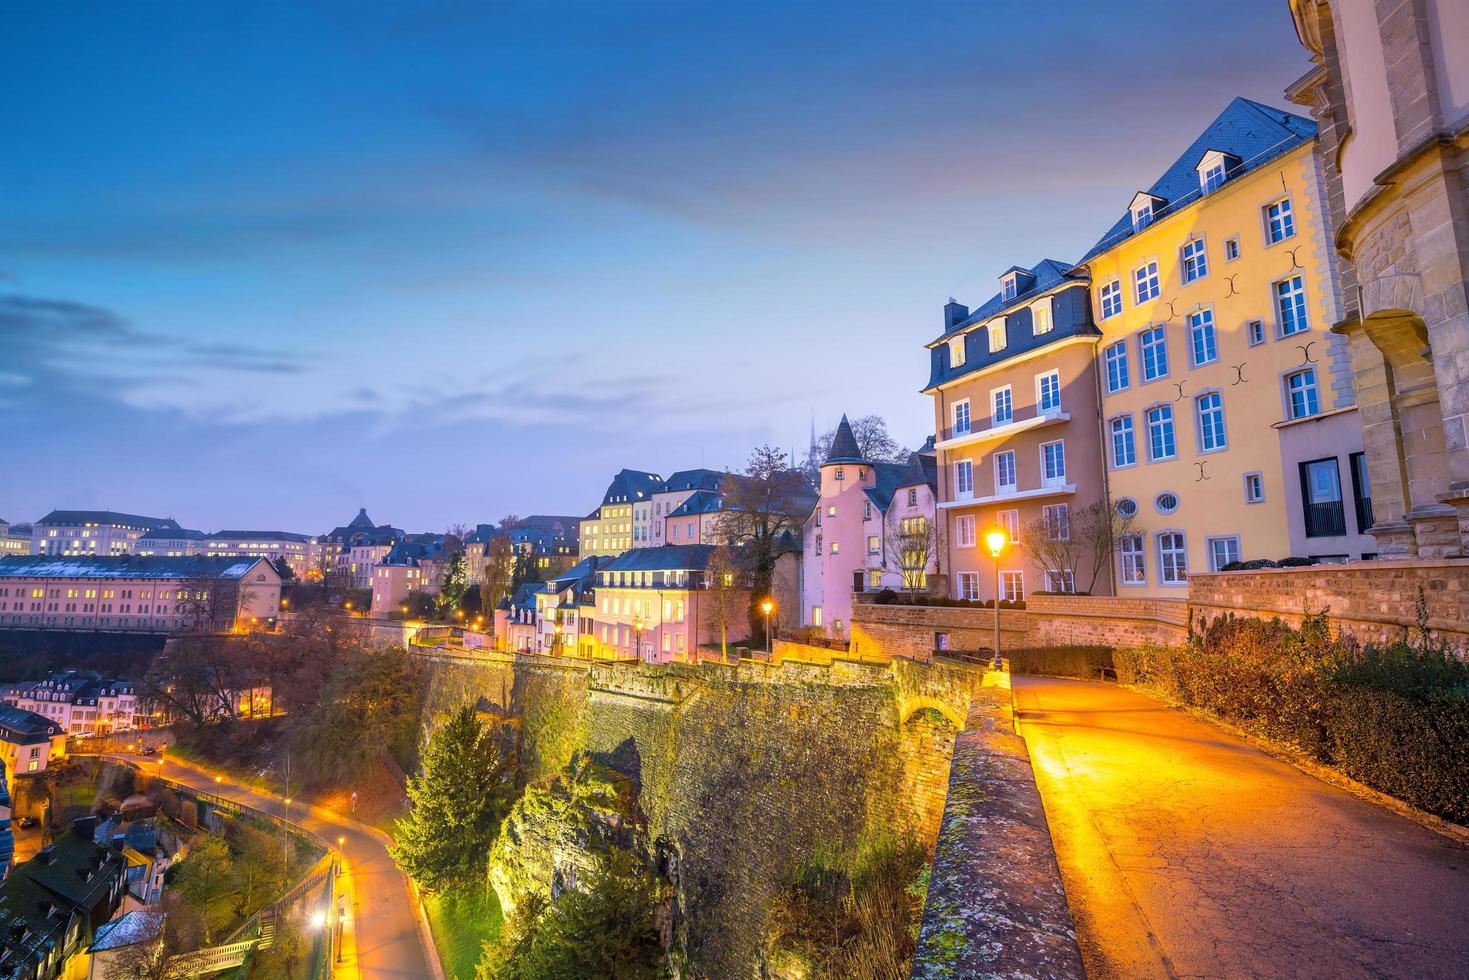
[
  {"left": 580, "top": 470, "right": 664, "bottom": 558},
  {"left": 802, "top": 417, "right": 939, "bottom": 637},
  {"left": 0, "top": 705, "right": 65, "bottom": 776},
  {"left": 0, "top": 817, "right": 127, "bottom": 980},
  {"left": 592, "top": 544, "right": 752, "bottom": 662},
  {"left": 1, "top": 673, "right": 146, "bottom": 736},
  {"left": 1286, "top": 0, "right": 1469, "bottom": 559},
  {"left": 30, "top": 511, "right": 181, "bottom": 558},
  {"left": 0, "top": 555, "right": 282, "bottom": 633},
  {"left": 370, "top": 534, "right": 461, "bottom": 616},
  {"left": 645, "top": 469, "right": 728, "bottom": 548},
  {"left": 133, "top": 526, "right": 208, "bottom": 557},
  {"left": 320, "top": 509, "right": 404, "bottom": 588},
  {"left": 533, "top": 557, "right": 602, "bottom": 655},
  {"left": 0, "top": 520, "right": 30, "bottom": 556}
]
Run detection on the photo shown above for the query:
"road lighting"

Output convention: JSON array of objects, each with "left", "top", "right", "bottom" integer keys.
[
  {"left": 761, "top": 599, "right": 774, "bottom": 654},
  {"left": 632, "top": 617, "right": 644, "bottom": 661},
  {"left": 985, "top": 529, "right": 1008, "bottom": 670},
  {"left": 553, "top": 622, "right": 563, "bottom": 656}
]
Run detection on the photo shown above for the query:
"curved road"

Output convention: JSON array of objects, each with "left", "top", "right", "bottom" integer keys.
[
  {"left": 1014, "top": 676, "right": 1469, "bottom": 980},
  {"left": 108, "top": 751, "right": 437, "bottom": 980}
]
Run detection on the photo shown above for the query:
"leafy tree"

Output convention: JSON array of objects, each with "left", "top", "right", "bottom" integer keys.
[
  {"left": 172, "top": 832, "right": 233, "bottom": 943},
  {"left": 716, "top": 445, "right": 812, "bottom": 636},
  {"left": 285, "top": 646, "right": 423, "bottom": 784},
  {"left": 510, "top": 547, "right": 545, "bottom": 592},
  {"left": 476, "top": 849, "right": 662, "bottom": 980},
  {"left": 391, "top": 705, "right": 512, "bottom": 894},
  {"left": 437, "top": 552, "right": 469, "bottom": 619}
]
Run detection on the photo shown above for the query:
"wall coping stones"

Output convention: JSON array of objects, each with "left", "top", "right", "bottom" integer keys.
[{"left": 911, "top": 671, "right": 1084, "bottom": 979}]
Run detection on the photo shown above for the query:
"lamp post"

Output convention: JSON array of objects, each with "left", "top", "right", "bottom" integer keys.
[
  {"left": 553, "top": 622, "right": 563, "bottom": 657},
  {"left": 760, "top": 599, "right": 774, "bottom": 654},
  {"left": 632, "top": 617, "right": 644, "bottom": 661},
  {"left": 985, "top": 530, "right": 1007, "bottom": 670}
]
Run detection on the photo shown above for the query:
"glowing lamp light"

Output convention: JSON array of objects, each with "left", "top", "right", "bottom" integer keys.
[
  {"left": 985, "top": 530, "right": 1007, "bottom": 558},
  {"left": 760, "top": 600, "right": 774, "bottom": 615},
  {"left": 311, "top": 910, "right": 327, "bottom": 929}
]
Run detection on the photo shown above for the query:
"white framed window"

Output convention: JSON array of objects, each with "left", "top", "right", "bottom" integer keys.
[
  {"left": 1119, "top": 534, "right": 1146, "bottom": 585},
  {"left": 1036, "top": 370, "right": 1061, "bottom": 412},
  {"left": 1031, "top": 297, "right": 1053, "bottom": 335},
  {"left": 1244, "top": 471, "right": 1265, "bottom": 503},
  {"left": 1134, "top": 261, "right": 1160, "bottom": 303},
  {"left": 956, "top": 572, "right": 980, "bottom": 601},
  {"left": 1110, "top": 415, "right": 1137, "bottom": 468},
  {"left": 868, "top": 569, "right": 883, "bottom": 590},
  {"left": 1201, "top": 161, "right": 1228, "bottom": 193},
  {"left": 1195, "top": 391, "right": 1228, "bottom": 452},
  {"left": 952, "top": 399, "right": 971, "bottom": 436},
  {"left": 955, "top": 514, "right": 976, "bottom": 549},
  {"left": 1181, "top": 237, "right": 1208, "bottom": 282},
  {"left": 1147, "top": 404, "right": 1177, "bottom": 461},
  {"left": 1131, "top": 200, "right": 1154, "bottom": 230},
  {"left": 991, "top": 386, "right": 1013, "bottom": 426},
  {"left": 1264, "top": 197, "right": 1295, "bottom": 244},
  {"left": 1155, "top": 491, "right": 1179, "bottom": 514},
  {"left": 995, "top": 451, "right": 1017, "bottom": 494},
  {"left": 1002, "top": 275, "right": 1018, "bottom": 301},
  {"left": 1224, "top": 237, "right": 1241, "bottom": 261},
  {"left": 1247, "top": 318, "right": 1266, "bottom": 346},
  {"left": 1041, "top": 441, "right": 1066, "bottom": 486},
  {"left": 988, "top": 317, "right": 1008, "bottom": 353},
  {"left": 999, "top": 509, "right": 1020, "bottom": 543},
  {"left": 1276, "top": 275, "right": 1308, "bottom": 336},
  {"left": 948, "top": 336, "right": 966, "bottom": 369},
  {"left": 999, "top": 571, "right": 1024, "bottom": 602},
  {"left": 1043, "top": 503, "right": 1070, "bottom": 541},
  {"left": 1207, "top": 535, "right": 1241, "bottom": 571},
  {"left": 811, "top": 606, "right": 822, "bottom": 627},
  {"left": 1140, "top": 326, "right": 1168, "bottom": 381},
  {"left": 1157, "top": 531, "right": 1188, "bottom": 586},
  {"left": 955, "top": 459, "right": 974, "bottom": 496},
  {"left": 867, "top": 535, "right": 880, "bottom": 555},
  {"left": 1286, "top": 368, "right": 1320, "bottom": 419},
  {"left": 1188, "top": 308, "right": 1218, "bottom": 366},
  {"left": 1099, "top": 279, "right": 1123, "bottom": 319},
  {"left": 1045, "top": 569, "right": 1076, "bottom": 594},
  {"left": 1104, "top": 341, "right": 1130, "bottom": 393}
]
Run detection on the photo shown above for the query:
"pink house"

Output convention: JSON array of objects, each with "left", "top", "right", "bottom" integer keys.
[
  {"left": 590, "top": 544, "right": 750, "bottom": 662},
  {"left": 801, "top": 416, "right": 939, "bottom": 639}
]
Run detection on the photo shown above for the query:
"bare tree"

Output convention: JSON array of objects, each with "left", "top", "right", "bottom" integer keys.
[
  {"left": 175, "top": 573, "right": 257, "bottom": 633},
  {"left": 480, "top": 536, "right": 515, "bottom": 612},
  {"left": 802, "top": 415, "right": 911, "bottom": 482},
  {"left": 882, "top": 511, "right": 939, "bottom": 594},
  {"left": 702, "top": 543, "right": 745, "bottom": 662},
  {"left": 714, "top": 445, "right": 813, "bottom": 636},
  {"left": 1020, "top": 500, "right": 1136, "bottom": 594}
]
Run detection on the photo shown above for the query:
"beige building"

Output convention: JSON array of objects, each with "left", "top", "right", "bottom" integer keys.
[
  {"left": 1287, "top": 0, "right": 1469, "bottom": 557},
  {"left": 579, "top": 469, "right": 662, "bottom": 558}
]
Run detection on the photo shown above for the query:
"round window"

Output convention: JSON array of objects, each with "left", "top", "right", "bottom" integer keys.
[
  {"left": 1155, "top": 492, "right": 1179, "bottom": 514},
  {"left": 1116, "top": 497, "right": 1138, "bottom": 518}
]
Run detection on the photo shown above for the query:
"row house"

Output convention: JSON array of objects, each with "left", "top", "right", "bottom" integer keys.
[
  {"left": 642, "top": 469, "right": 726, "bottom": 547},
  {"left": 579, "top": 470, "right": 664, "bottom": 558},
  {"left": 532, "top": 556, "right": 601, "bottom": 655},
  {"left": 801, "top": 417, "right": 940, "bottom": 638},
  {"left": 29, "top": 511, "right": 181, "bottom": 557},
  {"left": 0, "top": 555, "right": 282, "bottom": 633},
  {"left": 0, "top": 672, "right": 146, "bottom": 736},
  {"left": 925, "top": 261, "right": 1108, "bottom": 602},
  {"left": 495, "top": 583, "right": 540, "bottom": 654},
  {"left": 588, "top": 544, "right": 751, "bottom": 662},
  {"left": 1080, "top": 97, "right": 1369, "bottom": 596}
]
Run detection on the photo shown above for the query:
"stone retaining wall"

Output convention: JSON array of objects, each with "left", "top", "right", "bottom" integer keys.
[
  {"left": 1025, "top": 595, "right": 1189, "bottom": 648},
  {"left": 850, "top": 603, "right": 1028, "bottom": 662}
]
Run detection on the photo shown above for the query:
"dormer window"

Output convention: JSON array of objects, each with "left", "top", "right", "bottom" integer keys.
[
  {"left": 1129, "top": 192, "right": 1164, "bottom": 232},
  {"left": 1196, "top": 150, "right": 1239, "bottom": 194},
  {"left": 988, "top": 316, "right": 1008, "bottom": 354},
  {"left": 1002, "top": 276, "right": 1018, "bottom": 301},
  {"left": 948, "top": 336, "right": 966, "bottom": 369}
]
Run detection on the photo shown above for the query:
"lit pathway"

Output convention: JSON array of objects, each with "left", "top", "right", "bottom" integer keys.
[
  {"left": 107, "top": 751, "right": 439, "bottom": 980},
  {"left": 1013, "top": 676, "right": 1469, "bottom": 980}
]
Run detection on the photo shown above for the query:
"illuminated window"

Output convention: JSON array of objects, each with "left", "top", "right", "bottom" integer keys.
[{"left": 948, "top": 336, "right": 966, "bottom": 369}]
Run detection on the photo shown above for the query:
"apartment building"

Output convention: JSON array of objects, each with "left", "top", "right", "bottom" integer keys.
[
  {"left": 320, "top": 509, "right": 404, "bottom": 587},
  {"left": 1, "top": 672, "right": 147, "bottom": 736},
  {"left": 0, "top": 555, "right": 282, "bottom": 632},
  {"left": 590, "top": 544, "right": 750, "bottom": 662},
  {"left": 0, "top": 519, "right": 31, "bottom": 556},
  {"left": 924, "top": 261, "right": 1108, "bottom": 602},
  {"left": 1076, "top": 97, "right": 1371, "bottom": 596},
  {"left": 579, "top": 469, "right": 663, "bottom": 558},
  {"left": 30, "top": 511, "right": 181, "bottom": 557}
]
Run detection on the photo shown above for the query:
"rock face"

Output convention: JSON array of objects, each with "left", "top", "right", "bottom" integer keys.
[{"left": 488, "top": 753, "right": 646, "bottom": 918}]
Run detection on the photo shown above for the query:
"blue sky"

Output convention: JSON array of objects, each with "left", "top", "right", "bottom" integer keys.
[{"left": 1, "top": 1, "right": 1310, "bottom": 532}]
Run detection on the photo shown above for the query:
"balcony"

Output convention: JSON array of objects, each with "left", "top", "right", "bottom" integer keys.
[
  {"left": 937, "top": 405, "right": 1069, "bottom": 450},
  {"left": 939, "top": 482, "right": 1077, "bottom": 510},
  {"left": 1354, "top": 494, "right": 1374, "bottom": 536},
  {"left": 1304, "top": 500, "right": 1347, "bottom": 538}
]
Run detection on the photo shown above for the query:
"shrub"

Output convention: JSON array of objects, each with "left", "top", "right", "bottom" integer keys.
[
  {"left": 1006, "top": 646, "right": 1114, "bottom": 680},
  {"left": 1117, "top": 613, "right": 1469, "bottom": 824},
  {"left": 1221, "top": 558, "right": 1277, "bottom": 571},
  {"left": 873, "top": 589, "right": 898, "bottom": 605},
  {"left": 1276, "top": 556, "right": 1319, "bottom": 567}
]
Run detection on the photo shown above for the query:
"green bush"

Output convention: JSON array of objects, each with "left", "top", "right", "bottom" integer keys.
[{"left": 1116, "top": 612, "right": 1469, "bottom": 824}]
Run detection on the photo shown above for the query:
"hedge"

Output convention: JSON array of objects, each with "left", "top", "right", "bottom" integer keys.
[
  {"left": 1115, "top": 612, "right": 1469, "bottom": 824},
  {"left": 1005, "top": 645, "right": 1115, "bottom": 680}
]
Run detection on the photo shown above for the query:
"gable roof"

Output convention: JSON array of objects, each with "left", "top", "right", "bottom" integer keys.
[
  {"left": 824, "top": 415, "right": 865, "bottom": 465},
  {"left": 1080, "top": 97, "right": 1316, "bottom": 263},
  {"left": 139, "top": 526, "right": 207, "bottom": 541},
  {"left": 35, "top": 511, "right": 178, "bottom": 531},
  {"left": 860, "top": 461, "right": 912, "bottom": 514},
  {"left": 207, "top": 530, "right": 312, "bottom": 542},
  {"left": 896, "top": 452, "right": 939, "bottom": 493}
]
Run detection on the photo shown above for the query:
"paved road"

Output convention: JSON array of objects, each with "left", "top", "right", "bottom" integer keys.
[
  {"left": 1013, "top": 676, "right": 1469, "bottom": 980},
  {"left": 111, "top": 752, "right": 436, "bottom": 980}
]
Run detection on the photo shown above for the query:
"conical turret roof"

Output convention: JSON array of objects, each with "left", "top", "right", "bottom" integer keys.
[{"left": 824, "top": 415, "right": 866, "bottom": 465}]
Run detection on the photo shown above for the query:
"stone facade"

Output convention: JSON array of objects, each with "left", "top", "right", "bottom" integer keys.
[{"left": 1288, "top": 0, "right": 1469, "bottom": 557}]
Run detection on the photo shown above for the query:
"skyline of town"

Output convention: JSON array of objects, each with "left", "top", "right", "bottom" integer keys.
[{"left": 1, "top": 1, "right": 1311, "bottom": 529}]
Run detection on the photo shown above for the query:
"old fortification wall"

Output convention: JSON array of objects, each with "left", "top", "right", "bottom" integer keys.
[{"left": 416, "top": 647, "right": 981, "bottom": 977}]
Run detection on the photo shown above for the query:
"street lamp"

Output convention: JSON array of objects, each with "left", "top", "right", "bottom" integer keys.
[
  {"left": 760, "top": 599, "right": 774, "bottom": 654},
  {"left": 632, "top": 617, "right": 644, "bottom": 661},
  {"left": 985, "top": 529, "right": 1008, "bottom": 670},
  {"left": 553, "top": 622, "right": 563, "bottom": 656}
]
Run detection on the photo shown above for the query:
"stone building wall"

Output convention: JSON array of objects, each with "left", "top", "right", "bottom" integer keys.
[
  {"left": 849, "top": 603, "right": 1028, "bottom": 661},
  {"left": 415, "top": 646, "right": 980, "bottom": 977}
]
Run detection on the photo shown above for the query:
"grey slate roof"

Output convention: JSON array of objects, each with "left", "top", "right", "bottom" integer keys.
[
  {"left": 600, "top": 544, "right": 720, "bottom": 573},
  {"left": 1080, "top": 97, "right": 1317, "bottom": 263},
  {"left": 933, "top": 259, "right": 1080, "bottom": 342},
  {"left": 658, "top": 469, "right": 727, "bottom": 493},
  {"left": 601, "top": 469, "right": 665, "bottom": 505},
  {"left": 0, "top": 706, "right": 59, "bottom": 744},
  {"left": 824, "top": 415, "right": 865, "bottom": 465},
  {"left": 666, "top": 490, "right": 725, "bottom": 518},
  {"left": 861, "top": 462, "right": 911, "bottom": 514},
  {"left": 207, "top": 530, "right": 312, "bottom": 542},
  {"left": 90, "top": 909, "right": 164, "bottom": 952},
  {"left": 139, "top": 526, "right": 207, "bottom": 541},
  {"left": 0, "top": 554, "right": 272, "bottom": 581},
  {"left": 35, "top": 510, "right": 178, "bottom": 531}
]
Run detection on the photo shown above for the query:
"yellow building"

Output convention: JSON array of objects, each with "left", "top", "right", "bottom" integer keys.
[
  {"left": 1076, "top": 98, "right": 1373, "bottom": 597},
  {"left": 578, "top": 468, "right": 663, "bottom": 558}
]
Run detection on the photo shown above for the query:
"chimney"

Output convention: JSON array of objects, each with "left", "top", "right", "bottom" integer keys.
[
  {"left": 72, "top": 814, "right": 97, "bottom": 839},
  {"left": 944, "top": 297, "right": 969, "bottom": 330},
  {"left": 37, "top": 844, "right": 54, "bottom": 864}
]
